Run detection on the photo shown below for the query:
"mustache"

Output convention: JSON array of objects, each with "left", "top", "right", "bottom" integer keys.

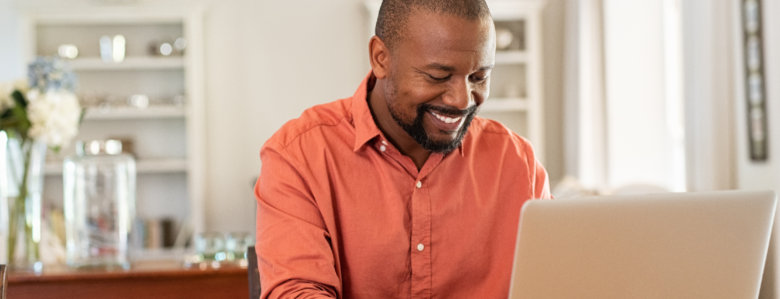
[{"left": 419, "top": 103, "right": 478, "bottom": 117}]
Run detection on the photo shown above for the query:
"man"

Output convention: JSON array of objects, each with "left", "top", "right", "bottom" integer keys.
[{"left": 254, "top": 0, "right": 551, "bottom": 298}]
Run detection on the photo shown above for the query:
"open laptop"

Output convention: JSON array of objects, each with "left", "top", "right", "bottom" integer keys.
[{"left": 508, "top": 190, "right": 777, "bottom": 299}]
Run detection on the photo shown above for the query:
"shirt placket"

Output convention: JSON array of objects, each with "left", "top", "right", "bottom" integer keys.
[
  {"left": 410, "top": 177, "right": 432, "bottom": 298},
  {"left": 410, "top": 153, "right": 443, "bottom": 299},
  {"left": 374, "top": 139, "right": 442, "bottom": 299}
]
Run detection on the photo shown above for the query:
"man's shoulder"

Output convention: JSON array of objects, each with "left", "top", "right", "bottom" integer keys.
[
  {"left": 468, "top": 116, "right": 533, "bottom": 148},
  {"left": 465, "top": 116, "right": 541, "bottom": 170},
  {"left": 264, "top": 97, "right": 354, "bottom": 151}
]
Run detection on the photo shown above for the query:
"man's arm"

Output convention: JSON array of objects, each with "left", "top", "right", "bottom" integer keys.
[
  {"left": 255, "top": 145, "right": 340, "bottom": 299},
  {"left": 525, "top": 140, "right": 552, "bottom": 200},
  {"left": 533, "top": 158, "right": 552, "bottom": 199}
]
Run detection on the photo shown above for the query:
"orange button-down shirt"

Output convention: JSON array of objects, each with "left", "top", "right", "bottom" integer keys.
[{"left": 255, "top": 73, "right": 551, "bottom": 299}]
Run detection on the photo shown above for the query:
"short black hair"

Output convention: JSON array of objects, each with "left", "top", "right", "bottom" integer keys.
[{"left": 375, "top": 0, "right": 492, "bottom": 50}]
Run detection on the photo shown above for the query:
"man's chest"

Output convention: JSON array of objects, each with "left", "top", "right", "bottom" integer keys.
[{"left": 303, "top": 148, "right": 535, "bottom": 298}]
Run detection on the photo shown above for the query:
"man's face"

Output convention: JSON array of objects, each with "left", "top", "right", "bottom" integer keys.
[{"left": 384, "top": 11, "right": 495, "bottom": 153}]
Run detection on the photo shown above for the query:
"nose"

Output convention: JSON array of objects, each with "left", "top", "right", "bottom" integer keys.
[{"left": 442, "top": 77, "right": 473, "bottom": 111}]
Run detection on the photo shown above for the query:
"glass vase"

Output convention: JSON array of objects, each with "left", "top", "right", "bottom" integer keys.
[
  {"left": 3, "top": 132, "right": 47, "bottom": 273},
  {"left": 64, "top": 140, "right": 136, "bottom": 269}
]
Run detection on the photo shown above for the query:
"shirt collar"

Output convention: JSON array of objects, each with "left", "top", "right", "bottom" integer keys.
[
  {"left": 351, "top": 71, "right": 465, "bottom": 157},
  {"left": 352, "top": 72, "right": 382, "bottom": 152}
]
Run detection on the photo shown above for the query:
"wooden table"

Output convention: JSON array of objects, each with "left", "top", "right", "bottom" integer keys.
[{"left": 7, "top": 260, "right": 249, "bottom": 299}]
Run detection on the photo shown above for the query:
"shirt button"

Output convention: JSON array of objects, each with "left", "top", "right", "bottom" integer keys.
[
  {"left": 416, "top": 181, "right": 422, "bottom": 188},
  {"left": 380, "top": 145, "right": 386, "bottom": 152},
  {"left": 417, "top": 243, "right": 424, "bottom": 251},
  {"left": 382, "top": 140, "right": 388, "bottom": 145}
]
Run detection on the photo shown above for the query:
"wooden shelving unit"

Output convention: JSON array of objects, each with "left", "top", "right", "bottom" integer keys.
[
  {"left": 68, "top": 56, "right": 185, "bottom": 71},
  {"left": 20, "top": 3, "right": 207, "bottom": 246},
  {"left": 494, "top": 50, "right": 528, "bottom": 64},
  {"left": 45, "top": 158, "right": 188, "bottom": 175},
  {"left": 82, "top": 106, "right": 187, "bottom": 120},
  {"left": 480, "top": 98, "right": 529, "bottom": 112}
]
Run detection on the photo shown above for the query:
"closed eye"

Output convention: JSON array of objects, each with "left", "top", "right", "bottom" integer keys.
[
  {"left": 428, "top": 74, "right": 450, "bottom": 82},
  {"left": 470, "top": 75, "right": 488, "bottom": 83}
]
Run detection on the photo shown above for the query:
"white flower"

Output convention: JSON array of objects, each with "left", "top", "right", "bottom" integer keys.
[{"left": 26, "top": 90, "right": 82, "bottom": 149}]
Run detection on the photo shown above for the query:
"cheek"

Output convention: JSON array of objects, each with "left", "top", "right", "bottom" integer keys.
[
  {"left": 473, "top": 81, "right": 490, "bottom": 105},
  {"left": 391, "top": 81, "right": 438, "bottom": 115},
  {"left": 385, "top": 84, "right": 418, "bottom": 122},
  {"left": 476, "top": 89, "right": 489, "bottom": 104},
  {"left": 399, "top": 79, "right": 443, "bottom": 106}
]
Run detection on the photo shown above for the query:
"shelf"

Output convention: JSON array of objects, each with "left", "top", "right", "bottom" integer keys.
[
  {"left": 495, "top": 50, "right": 527, "bottom": 65},
  {"left": 131, "top": 248, "right": 190, "bottom": 261},
  {"left": 25, "top": 3, "right": 208, "bottom": 240},
  {"left": 480, "top": 98, "right": 528, "bottom": 112},
  {"left": 67, "top": 57, "right": 184, "bottom": 71},
  {"left": 488, "top": 1, "right": 546, "bottom": 21},
  {"left": 45, "top": 158, "right": 188, "bottom": 175},
  {"left": 83, "top": 106, "right": 186, "bottom": 120}
]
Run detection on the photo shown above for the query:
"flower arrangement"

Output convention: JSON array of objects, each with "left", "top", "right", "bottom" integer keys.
[
  {"left": 1, "top": 57, "right": 82, "bottom": 151},
  {"left": 0, "top": 57, "right": 82, "bottom": 271}
]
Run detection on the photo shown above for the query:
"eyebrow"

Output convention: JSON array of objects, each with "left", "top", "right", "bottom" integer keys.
[
  {"left": 422, "top": 63, "right": 495, "bottom": 72},
  {"left": 424, "top": 63, "right": 456, "bottom": 72},
  {"left": 479, "top": 64, "right": 494, "bottom": 71}
]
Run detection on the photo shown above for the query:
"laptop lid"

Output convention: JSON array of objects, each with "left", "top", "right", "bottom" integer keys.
[{"left": 508, "top": 190, "right": 777, "bottom": 299}]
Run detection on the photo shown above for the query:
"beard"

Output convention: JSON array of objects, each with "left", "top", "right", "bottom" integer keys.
[{"left": 387, "top": 97, "right": 478, "bottom": 154}]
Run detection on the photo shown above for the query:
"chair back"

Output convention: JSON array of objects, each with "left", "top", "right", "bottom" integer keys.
[
  {"left": 0, "top": 264, "right": 6, "bottom": 299},
  {"left": 247, "top": 246, "right": 261, "bottom": 299}
]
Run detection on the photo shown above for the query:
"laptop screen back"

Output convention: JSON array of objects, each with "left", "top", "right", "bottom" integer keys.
[{"left": 508, "top": 190, "right": 777, "bottom": 299}]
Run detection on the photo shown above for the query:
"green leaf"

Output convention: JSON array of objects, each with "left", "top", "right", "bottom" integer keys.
[
  {"left": 0, "top": 106, "right": 19, "bottom": 131},
  {"left": 1, "top": 118, "right": 18, "bottom": 129},
  {"left": 78, "top": 107, "right": 86, "bottom": 126},
  {"left": 1, "top": 108, "right": 13, "bottom": 119},
  {"left": 10, "top": 105, "right": 30, "bottom": 139},
  {"left": 11, "top": 90, "right": 27, "bottom": 109}
]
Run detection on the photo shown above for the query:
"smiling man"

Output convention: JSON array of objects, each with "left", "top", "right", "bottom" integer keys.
[{"left": 254, "top": 0, "right": 551, "bottom": 298}]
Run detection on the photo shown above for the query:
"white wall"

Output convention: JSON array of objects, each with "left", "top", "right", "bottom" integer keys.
[
  {"left": 0, "top": 0, "right": 24, "bottom": 81},
  {"left": 542, "top": 0, "right": 566, "bottom": 186},
  {"left": 602, "top": 0, "right": 677, "bottom": 191},
  {"left": 562, "top": 0, "right": 608, "bottom": 191},
  {"left": 682, "top": 0, "right": 736, "bottom": 192},
  {"left": 203, "top": 0, "right": 369, "bottom": 233},
  {"left": 563, "top": 0, "right": 686, "bottom": 193},
  {"left": 559, "top": 0, "right": 684, "bottom": 193}
]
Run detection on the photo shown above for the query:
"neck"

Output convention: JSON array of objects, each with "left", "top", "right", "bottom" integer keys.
[{"left": 368, "top": 77, "right": 431, "bottom": 170}]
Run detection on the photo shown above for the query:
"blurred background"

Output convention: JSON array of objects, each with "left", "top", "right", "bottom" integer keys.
[{"left": 0, "top": 0, "right": 778, "bottom": 296}]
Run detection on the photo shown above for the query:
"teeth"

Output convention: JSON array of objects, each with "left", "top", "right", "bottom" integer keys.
[{"left": 431, "top": 112, "right": 462, "bottom": 124}]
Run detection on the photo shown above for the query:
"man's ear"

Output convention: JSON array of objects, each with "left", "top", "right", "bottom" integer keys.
[{"left": 369, "top": 36, "right": 390, "bottom": 79}]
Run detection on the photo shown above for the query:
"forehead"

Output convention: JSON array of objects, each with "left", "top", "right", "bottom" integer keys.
[{"left": 396, "top": 11, "right": 495, "bottom": 70}]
